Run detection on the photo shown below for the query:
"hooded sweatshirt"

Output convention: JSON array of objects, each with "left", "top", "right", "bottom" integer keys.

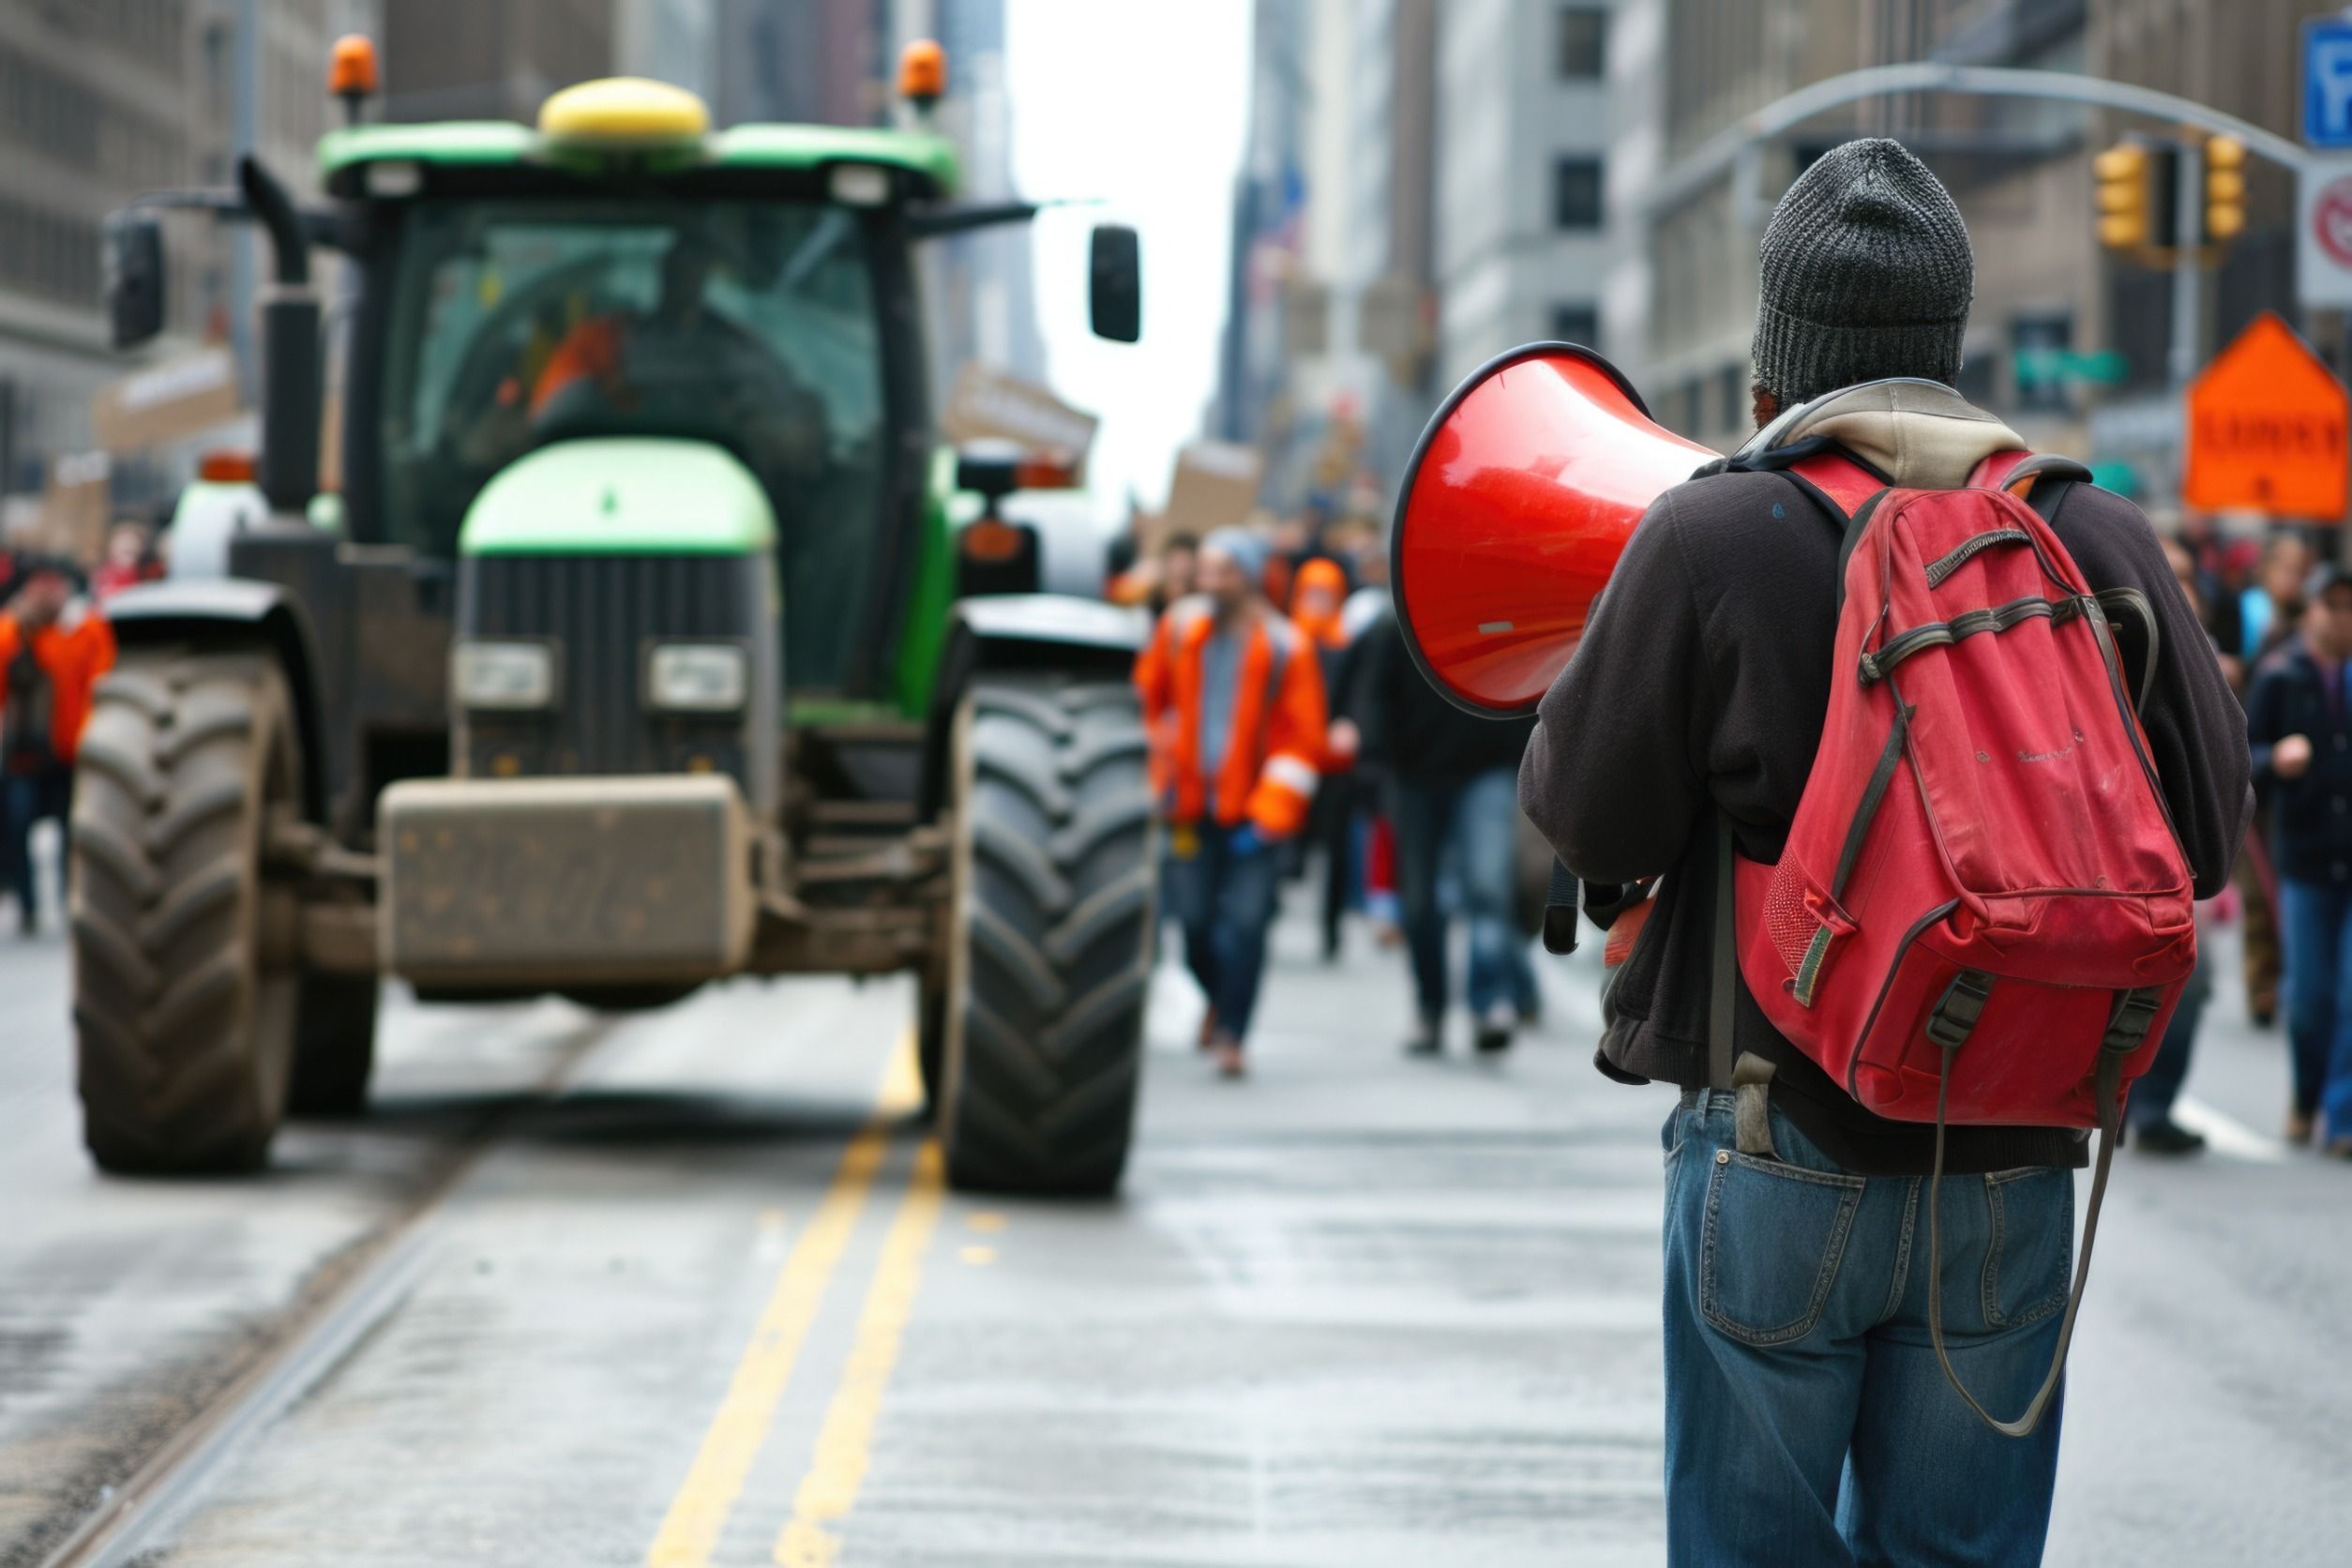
[{"left": 1518, "top": 383, "right": 2253, "bottom": 1176}]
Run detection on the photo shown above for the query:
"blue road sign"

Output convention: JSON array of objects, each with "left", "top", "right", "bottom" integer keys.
[{"left": 2308, "top": 19, "right": 2352, "bottom": 147}]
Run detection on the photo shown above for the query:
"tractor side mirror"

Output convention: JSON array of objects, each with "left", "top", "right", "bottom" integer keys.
[
  {"left": 1088, "top": 224, "right": 1140, "bottom": 343},
  {"left": 103, "top": 210, "right": 168, "bottom": 351}
]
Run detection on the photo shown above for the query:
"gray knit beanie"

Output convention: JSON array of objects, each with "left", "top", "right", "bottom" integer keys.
[{"left": 1752, "top": 138, "right": 1973, "bottom": 406}]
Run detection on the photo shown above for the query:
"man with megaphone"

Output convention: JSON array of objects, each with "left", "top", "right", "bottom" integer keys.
[{"left": 1410, "top": 140, "right": 2253, "bottom": 1561}]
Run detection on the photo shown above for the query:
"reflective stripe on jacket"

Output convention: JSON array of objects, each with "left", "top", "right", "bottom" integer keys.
[{"left": 1135, "top": 595, "right": 1327, "bottom": 837}]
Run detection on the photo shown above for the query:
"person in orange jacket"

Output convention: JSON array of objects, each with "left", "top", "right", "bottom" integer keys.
[
  {"left": 0, "top": 565, "right": 115, "bottom": 935},
  {"left": 1136, "top": 526, "right": 1327, "bottom": 1077}
]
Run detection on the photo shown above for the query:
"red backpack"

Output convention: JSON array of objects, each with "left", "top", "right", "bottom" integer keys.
[{"left": 1726, "top": 448, "right": 2194, "bottom": 1436}]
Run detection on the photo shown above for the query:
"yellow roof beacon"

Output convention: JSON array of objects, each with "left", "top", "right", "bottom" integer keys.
[{"left": 536, "top": 77, "right": 711, "bottom": 150}]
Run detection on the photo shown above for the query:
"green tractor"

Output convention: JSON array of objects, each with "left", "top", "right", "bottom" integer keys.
[{"left": 83, "top": 66, "right": 1155, "bottom": 1195}]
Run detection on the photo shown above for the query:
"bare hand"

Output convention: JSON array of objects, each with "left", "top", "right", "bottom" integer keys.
[
  {"left": 2275, "top": 733, "right": 2314, "bottom": 779},
  {"left": 1327, "top": 718, "right": 1361, "bottom": 762}
]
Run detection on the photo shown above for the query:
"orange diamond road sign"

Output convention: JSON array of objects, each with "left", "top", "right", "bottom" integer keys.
[{"left": 2184, "top": 311, "right": 2349, "bottom": 520}]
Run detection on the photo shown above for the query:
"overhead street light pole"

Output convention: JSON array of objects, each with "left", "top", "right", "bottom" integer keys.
[
  {"left": 1642, "top": 62, "right": 2321, "bottom": 415},
  {"left": 2171, "top": 132, "right": 2205, "bottom": 390},
  {"left": 1641, "top": 62, "right": 2312, "bottom": 220}
]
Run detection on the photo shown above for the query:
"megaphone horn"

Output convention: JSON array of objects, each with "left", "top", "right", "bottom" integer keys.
[{"left": 1390, "top": 342, "right": 1716, "bottom": 718}]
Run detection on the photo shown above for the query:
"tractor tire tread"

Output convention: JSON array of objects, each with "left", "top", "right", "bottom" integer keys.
[
  {"left": 939, "top": 673, "right": 1153, "bottom": 1196},
  {"left": 70, "top": 649, "right": 295, "bottom": 1175}
]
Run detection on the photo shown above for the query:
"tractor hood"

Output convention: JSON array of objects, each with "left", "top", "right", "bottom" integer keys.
[{"left": 460, "top": 438, "right": 775, "bottom": 556}]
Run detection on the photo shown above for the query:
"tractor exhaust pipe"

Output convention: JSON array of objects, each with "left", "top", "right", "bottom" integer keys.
[{"left": 237, "top": 155, "right": 321, "bottom": 513}]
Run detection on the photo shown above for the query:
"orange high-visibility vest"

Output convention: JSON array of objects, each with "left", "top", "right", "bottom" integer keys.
[
  {"left": 1134, "top": 596, "right": 1326, "bottom": 837},
  {"left": 0, "top": 610, "right": 115, "bottom": 766}
]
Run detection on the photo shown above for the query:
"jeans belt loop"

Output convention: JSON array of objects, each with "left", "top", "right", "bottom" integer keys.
[{"left": 1732, "top": 1051, "right": 1778, "bottom": 1159}]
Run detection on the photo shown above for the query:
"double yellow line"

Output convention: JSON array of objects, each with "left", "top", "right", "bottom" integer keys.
[{"left": 646, "top": 1040, "right": 949, "bottom": 1567}]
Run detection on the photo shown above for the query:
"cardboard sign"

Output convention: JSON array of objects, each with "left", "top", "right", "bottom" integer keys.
[
  {"left": 38, "top": 451, "right": 113, "bottom": 565},
  {"left": 2184, "top": 312, "right": 2349, "bottom": 520},
  {"left": 1153, "top": 440, "right": 1261, "bottom": 551},
  {"left": 940, "top": 365, "right": 1097, "bottom": 467},
  {"left": 88, "top": 348, "right": 243, "bottom": 454}
]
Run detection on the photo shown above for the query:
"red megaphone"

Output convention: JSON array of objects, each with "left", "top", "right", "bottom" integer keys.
[{"left": 1391, "top": 343, "right": 1716, "bottom": 717}]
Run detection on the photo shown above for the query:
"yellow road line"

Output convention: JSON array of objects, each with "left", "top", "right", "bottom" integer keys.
[
  {"left": 646, "top": 1041, "right": 921, "bottom": 1568},
  {"left": 774, "top": 1138, "right": 948, "bottom": 1567}
]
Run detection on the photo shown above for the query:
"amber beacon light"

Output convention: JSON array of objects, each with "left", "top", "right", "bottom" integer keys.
[
  {"left": 328, "top": 33, "right": 378, "bottom": 122},
  {"left": 899, "top": 39, "right": 948, "bottom": 109},
  {"left": 1389, "top": 343, "right": 1715, "bottom": 718}
]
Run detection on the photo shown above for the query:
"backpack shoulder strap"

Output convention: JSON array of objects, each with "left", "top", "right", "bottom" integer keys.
[
  {"left": 1787, "top": 451, "right": 1889, "bottom": 520},
  {"left": 1774, "top": 452, "right": 1895, "bottom": 616}
]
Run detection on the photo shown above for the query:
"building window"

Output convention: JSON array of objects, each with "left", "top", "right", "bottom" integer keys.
[
  {"left": 2011, "top": 311, "right": 2074, "bottom": 413},
  {"left": 1553, "top": 158, "right": 1604, "bottom": 230},
  {"left": 1557, "top": 8, "right": 1607, "bottom": 81},
  {"left": 1552, "top": 303, "right": 1600, "bottom": 350},
  {"left": 1954, "top": 349, "right": 1999, "bottom": 409}
]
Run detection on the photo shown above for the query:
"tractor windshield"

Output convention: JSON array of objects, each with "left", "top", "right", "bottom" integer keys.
[{"left": 377, "top": 198, "right": 887, "bottom": 688}]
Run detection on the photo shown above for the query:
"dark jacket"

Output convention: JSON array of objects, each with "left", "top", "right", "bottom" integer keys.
[
  {"left": 1517, "top": 386, "right": 2253, "bottom": 1176},
  {"left": 1346, "top": 604, "right": 1534, "bottom": 786},
  {"left": 2245, "top": 637, "right": 2352, "bottom": 885}
]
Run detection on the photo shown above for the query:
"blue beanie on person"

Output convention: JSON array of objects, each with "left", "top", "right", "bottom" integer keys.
[{"left": 1201, "top": 526, "right": 1270, "bottom": 586}]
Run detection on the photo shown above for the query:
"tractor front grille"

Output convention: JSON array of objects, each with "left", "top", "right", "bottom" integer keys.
[{"left": 457, "top": 553, "right": 775, "bottom": 804}]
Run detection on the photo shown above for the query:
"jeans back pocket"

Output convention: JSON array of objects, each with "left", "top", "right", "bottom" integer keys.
[
  {"left": 1979, "top": 1168, "right": 2073, "bottom": 1332},
  {"left": 1699, "top": 1153, "right": 1866, "bottom": 1347}
]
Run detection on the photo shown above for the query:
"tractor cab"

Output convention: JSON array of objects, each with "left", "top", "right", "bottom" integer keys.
[{"left": 338, "top": 80, "right": 942, "bottom": 700}]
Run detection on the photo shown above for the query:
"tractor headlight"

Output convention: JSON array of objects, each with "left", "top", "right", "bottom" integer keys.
[
  {"left": 452, "top": 640, "right": 556, "bottom": 710},
  {"left": 646, "top": 642, "right": 747, "bottom": 713}
]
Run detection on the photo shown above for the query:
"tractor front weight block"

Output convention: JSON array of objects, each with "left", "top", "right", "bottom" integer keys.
[{"left": 379, "top": 776, "right": 755, "bottom": 988}]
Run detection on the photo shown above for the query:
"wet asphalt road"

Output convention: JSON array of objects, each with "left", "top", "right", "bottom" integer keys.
[{"left": 2, "top": 858, "right": 2350, "bottom": 1565}]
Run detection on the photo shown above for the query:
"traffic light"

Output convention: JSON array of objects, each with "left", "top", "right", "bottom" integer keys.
[
  {"left": 2094, "top": 142, "right": 2152, "bottom": 249},
  {"left": 2204, "top": 134, "right": 2248, "bottom": 243}
]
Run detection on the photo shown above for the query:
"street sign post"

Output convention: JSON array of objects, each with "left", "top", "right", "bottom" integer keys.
[
  {"left": 2308, "top": 18, "right": 2352, "bottom": 149},
  {"left": 2183, "top": 312, "right": 2348, "bottom": 520},
  {"left": 2301, "top": 156, "right": 2352, "bottom": 309}
]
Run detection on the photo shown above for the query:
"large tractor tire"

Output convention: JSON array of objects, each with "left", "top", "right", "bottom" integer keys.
[
  {"left": 285, "top": 975, "right": 381, "bottom": 1119},
  {"left": 70, "top": 650, "right": 304, "bottom": 1173},
  {"left": 934, "top": 673, "right": 1154, "bottom": 1196}
]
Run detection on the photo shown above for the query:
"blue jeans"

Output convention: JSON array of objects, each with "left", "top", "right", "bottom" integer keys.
[
  {"left": 2, "top": 766, "right": 71, "bottom": 914},
  {"left": 1391, "top": 767, "right": 1535, "bottom": 1021},
  {"left": 1162, "top": 822, "right": 1283, "bottom": 1043},
  {"left": 1662, "top": 1092, "right": 2072, "bottom": 1566},
  {"left": 2129, "top": 948, "right": 2209, "bottom": 1128},
  {"left": 2279, "top": 878, "right": 2352, "bottom": 1130}
]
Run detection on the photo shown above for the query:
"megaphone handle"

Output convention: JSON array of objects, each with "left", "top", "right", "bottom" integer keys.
[{"left": 1540, "top": 857, "right": 1580, "bottom": 956}]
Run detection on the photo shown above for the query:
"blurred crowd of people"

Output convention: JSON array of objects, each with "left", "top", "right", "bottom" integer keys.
[
  {"left": 1124, "top": 492, "right": 2352, "bottom": 1159},
  {"left": 0, "top": 522, "right": 151, "bottom": 936},
  {"left": 2189, "top": 520, "right": 2352, "bottom": 1156},
  {"left": 1124, "top": 502, "right": 1547, "bottom": 1077}
]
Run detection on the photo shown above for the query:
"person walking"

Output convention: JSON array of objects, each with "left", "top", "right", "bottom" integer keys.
[
  {"left": 1347, "top": 606, "right": 1536, "bottom": 1055},
  {"left": 1135, "top": 527, "right": 1327, "bottom": 1078},
  {"left": 2242, "top": 532, "right": 2310, "bottom": 663},
  {"left": 1517, "top": 140, "right": 2249, "bottom": 1563},
  {"left": 2246, "top": 562, "right": 2352, "bottom": 1153},
  {"left": 0, "top": 565, "right": 115, "bottom": 935},
  {"left": 1290, "top": 556, "right": 1356, "bottom": 959}
]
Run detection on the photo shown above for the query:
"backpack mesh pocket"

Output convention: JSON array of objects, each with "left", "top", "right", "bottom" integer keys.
[{"left": 1762, "top": 857, "right": 1817, "bottom": 982}]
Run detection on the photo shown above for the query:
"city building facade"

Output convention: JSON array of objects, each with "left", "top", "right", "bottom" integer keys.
[
  {"left": 1434, "top": 0, "right": 1621, "bottom": 392},
  {"left": 0, "top": 0, "right": 365, "bottom": 509},
  {"left": 1217, "top": 0, "right": 1444, "bottom": 511}
]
